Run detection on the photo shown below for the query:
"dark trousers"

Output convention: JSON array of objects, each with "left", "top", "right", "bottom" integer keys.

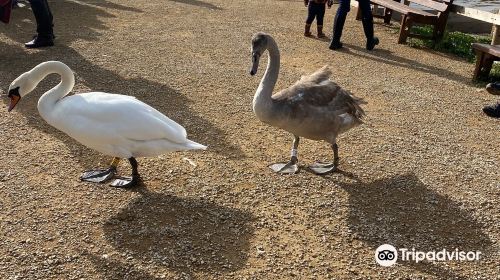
[
  {"left": 306, "top": 2, "right": 326, "bottom": 25},
  {"left": 333, "top": 0, "right": 374, "bottom": 41},
  {"left": 29, "top": 0, "right": 53, "bottom": 38}
]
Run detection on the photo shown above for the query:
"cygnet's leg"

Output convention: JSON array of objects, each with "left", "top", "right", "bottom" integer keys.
[
  {"left": 110, "top": 157, "right": 140, "bottom": 188},
  {"left": 309, "top": 143, "right": 339, "bottom": 175},
  {"left": 269, "top": 135, "right": 300, "bottom": 174},
  {"left": 80, "top": 157, "right": 119, "bottom": 183}
]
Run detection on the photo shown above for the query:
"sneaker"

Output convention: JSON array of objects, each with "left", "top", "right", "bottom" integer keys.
[
  {"left": 483, "top": 102, "right": 500, "bottom": 118},
  {"left": 486, "top": 82, "right": 500, "bottom": 95},
  {"left": 25, "top": 35, "right": 54, "bottom": 48}
]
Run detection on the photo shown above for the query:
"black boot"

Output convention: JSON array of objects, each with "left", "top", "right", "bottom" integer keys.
[
  {"left": 304, "top": 23, "right": 312, "bottom": 37},
  {"left": 483, "top": 102, "right": 500, "bottom": 118},
  {"left": 317, "top": 25, "right": 326, "bottom": 38},
  {"left": 329, "top": 12, "right": 347, "bottom": 50},
  {"left": 486, "top": 82, "right": 500, "bottom": 95},
  {"left": 362, "top": 16, "right": 379, "bottom": 50}
]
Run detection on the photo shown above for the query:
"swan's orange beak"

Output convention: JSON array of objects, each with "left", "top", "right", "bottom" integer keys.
[{"left": 7, "top": 87, "right": 21, "bottom": 112}]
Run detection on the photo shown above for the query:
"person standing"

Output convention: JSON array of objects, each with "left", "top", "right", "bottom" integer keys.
[
  {"left": 329, "top": 0, "right": 379, "bottom": 50},
  {"left": 25, "top": 0, "right": 54, "bottom": 48},
  {"left": 304, "top": 0, "right": 333, "bottom": 38}
]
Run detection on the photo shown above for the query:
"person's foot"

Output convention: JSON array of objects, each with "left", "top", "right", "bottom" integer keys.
[
  {"left": 25, "top": 35, "right": 54, "bottom": 48},
  {"left": 329, "top": 40, "right": 343, "bottom": 50},
  {"left": 317, "top": 25, "right": 326, "bottom": 38},
  {"left": 483, "top": 102, "right": 500, "bottom": 118},
  {"left": 486, "top": 82, "right": 500, "bottom": 95},
  {"left": 366, "top": 37, "right": 379, "bottom": 50}
]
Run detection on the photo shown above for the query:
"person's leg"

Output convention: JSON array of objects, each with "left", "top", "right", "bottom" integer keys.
[
  {"left": 359, "top": 0, "right": 379, "bottom": 50},
  {"left": 329, "top": 0, "right": 350, "bottom": 50},
  {"left": 26, "top": 0, "right": 54, "bottom": 48},
  {"left": 317, "top": 4, "right": 326, "bottom": 37},
  {"left": 305, "top": 2, "right": 316, "bottom": 37}
]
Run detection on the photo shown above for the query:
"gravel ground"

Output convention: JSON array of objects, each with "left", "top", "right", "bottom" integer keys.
[{"left": 0, "top": 0, "right": 499, "bottom": 279}]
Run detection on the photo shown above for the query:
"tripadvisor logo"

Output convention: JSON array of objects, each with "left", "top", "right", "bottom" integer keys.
[{"left": 375, "top": 244, "right": 482, "bottom": 267}]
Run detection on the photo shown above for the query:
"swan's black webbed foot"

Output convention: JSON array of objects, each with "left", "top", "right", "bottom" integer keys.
[
  {"left": 80, "top": 167, "right": 116, "bottom": 183},
  {"left": 308, "top": 162, "right": 336, "bottom": 175},
  {"left": 269, "top": 156, "right": 299, "bottom": 174},
  {"left": 110, "top": 157, "right": 140, "bottom": 188},
  {"left": 110, "top": 176, "right": 139, "bottom": 188}
]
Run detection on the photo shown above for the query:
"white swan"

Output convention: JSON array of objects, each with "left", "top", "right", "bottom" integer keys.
[
  {"left": 249, "top": 33, "right": 366, "bottom": 174},
  {"left": 7, "top": 61, "right": 206, "bottom": 187}
]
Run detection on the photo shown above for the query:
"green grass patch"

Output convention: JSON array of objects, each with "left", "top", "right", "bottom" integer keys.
[
  {"left": 408, "top": 25, "right": 490, "bottom": 61},
  {"left": 407, "top": 25, "right": 500, "bottom": 83}
]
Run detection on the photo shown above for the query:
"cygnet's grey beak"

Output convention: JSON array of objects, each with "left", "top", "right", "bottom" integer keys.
[{"left": 250, "top": 53, "right": 260, "bottom": 76}]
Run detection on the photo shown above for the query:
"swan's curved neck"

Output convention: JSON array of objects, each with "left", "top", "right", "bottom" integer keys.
[
  {"left": 33, "top": 61, "right": 75, "bottom": 121},
  {"left": 253, "top": 37, "right": 280, "bottom": 120}
]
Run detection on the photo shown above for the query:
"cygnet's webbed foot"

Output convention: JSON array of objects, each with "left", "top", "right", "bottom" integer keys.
[
  {"left": 110, "top": 175, "right": 139, "bottom": 188},
  {"left": 80, "top": 167, "right": 116, "bottom": 183},
  {"left": 269, "top": 156, "right": 299, "bottom": 174},
  {"left": 308, "top": 162, "right": 336, "bottom": 175},
  {"left": 269, "top": 162, "right": 299, "bottom": 174}
]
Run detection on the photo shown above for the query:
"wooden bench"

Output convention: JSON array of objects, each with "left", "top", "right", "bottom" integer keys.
[
  {"left": 356, "top": 0, "right": 454, "bottom": 44},
  {"left": 472, "top": 43, "right": 500, "bottom": 80}
]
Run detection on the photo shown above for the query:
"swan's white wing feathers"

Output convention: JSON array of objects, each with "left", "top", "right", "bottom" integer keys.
[{"left": 56, "top": 92, "right": 188, "bottom": 144}]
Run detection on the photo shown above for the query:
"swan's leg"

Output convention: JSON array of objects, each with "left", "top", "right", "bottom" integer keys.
[
  {"left": 309, "top": 143, "right": 338, "bottom": 175},
  {"left": 80, "top": 157, "right": 119, "bottom": 183},
  {"left": 110, "top": 157, "right": 140, "bottom": 188},
  {"left": 269, "top": 135, "right": 300, "bottom": 174}
]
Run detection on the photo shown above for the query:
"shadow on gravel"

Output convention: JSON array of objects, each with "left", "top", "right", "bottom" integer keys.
[
  {"left": 1, "top": 0, "right": 244, "bottom": 163},
  {"left": 343, "top": 44, "right": 469, "bottom": 84},
  {"left": 102, "top": 188, "right": 255, "bottom": 276},
  {"left": 339, "top": 173, "right": 492, "bottom": 279},
  {"left": 168, "top": 0, "right": 222, "bottom": 10}
]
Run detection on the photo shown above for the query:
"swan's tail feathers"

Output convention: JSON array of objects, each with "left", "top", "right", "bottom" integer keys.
[
  {"left": 184, "top": 139, "right": 208, "bottom": 150},
  {"left": 300, "top": 65, "right": 332, "bottom": 84},
  {"left": 350, "top": 95, "right": 367, "bottom": 120}
]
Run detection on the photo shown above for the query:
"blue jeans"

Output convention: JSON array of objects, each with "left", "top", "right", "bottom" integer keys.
[
  {"left": 29, "top": 0, "right": 53, "bottom": 38},
  {"left": 333, "top": 0, "right": 374, "bottom": 41},
  {"left": 337, "top": 0, "right": 373, "bottom": 18},
  {"left": 306, "top": 2, "right": 326, "bottom": 26}
]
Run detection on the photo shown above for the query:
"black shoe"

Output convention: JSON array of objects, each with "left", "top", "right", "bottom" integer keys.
[
  {"left": 486, "top": 82, "right": 500, "bottom": 95},
  {"left": 25, "top": 35, "right": 54, "bottom": 48},
  {"left": 329, "top": 40, "right": 343, "bottom": 50},
  {"left": 483, "top": 103, "right": 500, "bottom": 118},
  {"left": 366, "top": 37, "right": 379, "bottom": 50}
]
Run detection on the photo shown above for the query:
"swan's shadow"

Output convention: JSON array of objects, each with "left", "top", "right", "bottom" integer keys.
[
  {"left": 100, "top": 188, "right": 255, "bottom": 277},
  {"left": 333, "top": 173, "right": 493, "bottom": 279}
]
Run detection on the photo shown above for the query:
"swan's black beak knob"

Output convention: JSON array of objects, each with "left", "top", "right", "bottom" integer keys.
[{"left": 7, "top": 87, "right": 21, "bottom": 112}]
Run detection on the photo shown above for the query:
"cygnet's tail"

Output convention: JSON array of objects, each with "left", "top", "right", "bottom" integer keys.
[{"left": 184, "top": 139, "right": 208, "bottom": 150}]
